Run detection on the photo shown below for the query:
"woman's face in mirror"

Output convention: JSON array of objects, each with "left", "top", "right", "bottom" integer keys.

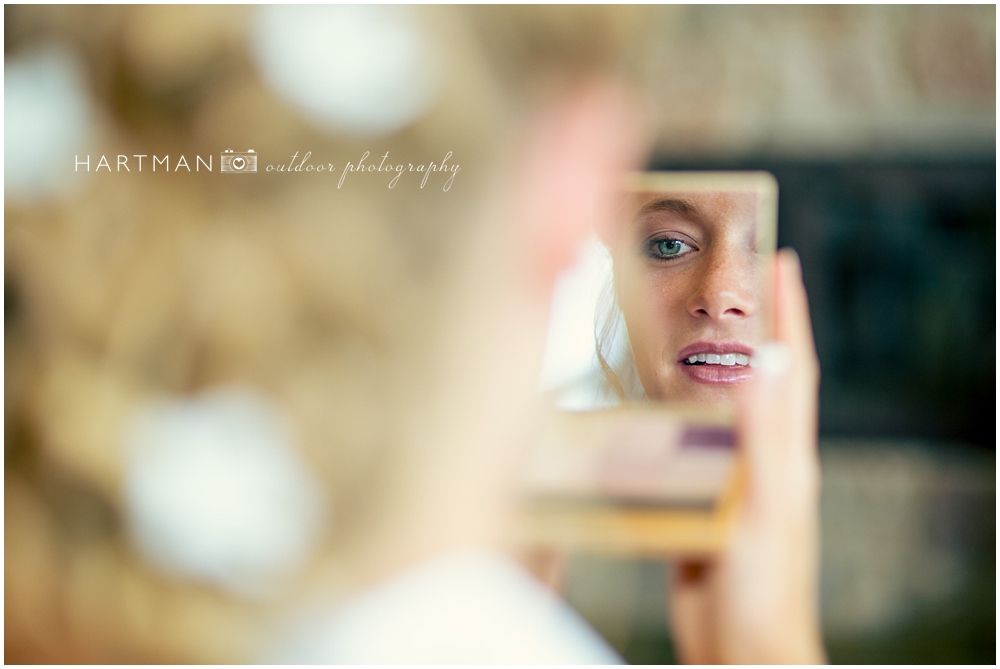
[{"left": 612, "top": 190, "right": 766, "bottom": 404}]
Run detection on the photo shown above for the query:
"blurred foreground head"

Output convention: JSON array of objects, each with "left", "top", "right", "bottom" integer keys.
[{"left": 5, "top": 5, "right": 649, "bottom": 662}]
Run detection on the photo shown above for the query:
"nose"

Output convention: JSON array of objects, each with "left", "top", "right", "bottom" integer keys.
[{"left": 685, "top": 248, "right": 758, "bottom": 321}]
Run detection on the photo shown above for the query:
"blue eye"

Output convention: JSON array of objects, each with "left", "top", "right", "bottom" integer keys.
[
  {"left": 657, "top": 239, "right": 683, "bottom": 255},
  {"left": 649, "top": 237, "right": 695, "bottom": 260}
]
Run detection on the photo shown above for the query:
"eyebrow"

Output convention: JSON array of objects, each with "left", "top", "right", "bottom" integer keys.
[{"left": 637, "top": 197, "right": 700, "bottom": 219}]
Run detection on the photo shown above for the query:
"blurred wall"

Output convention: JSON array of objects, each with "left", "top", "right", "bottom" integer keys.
[{"left": 642, "top": 5, "right": 994, "bottom": 159}]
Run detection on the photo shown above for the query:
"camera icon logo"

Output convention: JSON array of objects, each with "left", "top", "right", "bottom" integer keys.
[{"left": 221, "top": 149, "right": 257, "bottom": 173}]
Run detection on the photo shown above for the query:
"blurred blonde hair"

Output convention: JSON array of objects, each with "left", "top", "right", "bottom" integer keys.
[
  {"left": 5, "top": 5, "right": 652, "bottom": 663},
  {"left": 595, "top": 272, "right": 647, "bottom": 404}
]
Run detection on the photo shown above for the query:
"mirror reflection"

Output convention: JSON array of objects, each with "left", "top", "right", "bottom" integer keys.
[
  {"left": 524, "top": 172, "right": 779, "bottom": 556},
  {"left": 541, "top": 172, "right": 777, "bottom": 410}
]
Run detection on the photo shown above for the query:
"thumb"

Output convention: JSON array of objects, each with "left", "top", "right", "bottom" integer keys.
[{"left": 738, "top": 249, "right": 820, "bottom": 514}]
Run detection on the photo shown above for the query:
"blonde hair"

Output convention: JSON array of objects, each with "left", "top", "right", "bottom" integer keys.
[
  {"left": 5, "top": 5, "right": 652, "bottom": 662},
  {"left": 595, "top": 265, "right": 647, "bottom": 404}
]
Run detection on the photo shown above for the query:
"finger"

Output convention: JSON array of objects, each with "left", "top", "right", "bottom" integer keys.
[
  {"left": 769, "top": 248, "right": 821, "bottom": 497},
  {"left": 738, "top": 249, "right": 819, "bottom": 506},
  {"left": 677, "top": 559, "right": 710, "bottom": 586},
  {"left": 775, "top": 249, "right": 820, "bottom": 453},
  {"left": 739, "top": 338, "right": 794, "bottom": 506},
  {"left": 668, "top": 561, "right": 715, "bottom": 664},
  {"left": 519, "top": 548, "right": 568, "bottom": 593},
  {"left": 774, "top": 248, "right": 819, "bottom": 387}
]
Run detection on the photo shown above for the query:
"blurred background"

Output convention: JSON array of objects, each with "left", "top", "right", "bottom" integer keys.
[
  {"left": 562, "top": 6, "right": 996, "bottom": 664},
  {"left": 5, "top": 4, "right": 995, "bottom": 664}
]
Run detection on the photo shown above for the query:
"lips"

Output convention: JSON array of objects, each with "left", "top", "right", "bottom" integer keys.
[{"left": 676, "top": 341, "right": 755, "bottom": 385}]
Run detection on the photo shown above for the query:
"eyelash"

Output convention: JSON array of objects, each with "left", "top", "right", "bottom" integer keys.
[{"left": 646, "top": 236, "right": 698, "bottom": 262}]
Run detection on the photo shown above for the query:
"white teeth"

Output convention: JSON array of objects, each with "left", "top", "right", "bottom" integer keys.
[{"left": 686, "top": 352, "right": 753, "bottom": 366}]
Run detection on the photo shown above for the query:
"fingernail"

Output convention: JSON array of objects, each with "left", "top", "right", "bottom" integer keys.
[
  {"left": 780, "top": 247, "right": 803, "bottom": 278},
  {"left": 750, "top": 341, "right": 792, "bottom": 377},
  {"left": 678, "top": 560, "right": 709, "bottom": 585}
]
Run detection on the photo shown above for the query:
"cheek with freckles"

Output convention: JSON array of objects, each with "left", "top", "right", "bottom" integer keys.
[{"left": 617, "top": 267, "right": 696, "bottom": 399}]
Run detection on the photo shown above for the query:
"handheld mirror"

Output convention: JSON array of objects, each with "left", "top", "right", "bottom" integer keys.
[{"left": 521, "top": 171, "right": 779, "bottom": 556}]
